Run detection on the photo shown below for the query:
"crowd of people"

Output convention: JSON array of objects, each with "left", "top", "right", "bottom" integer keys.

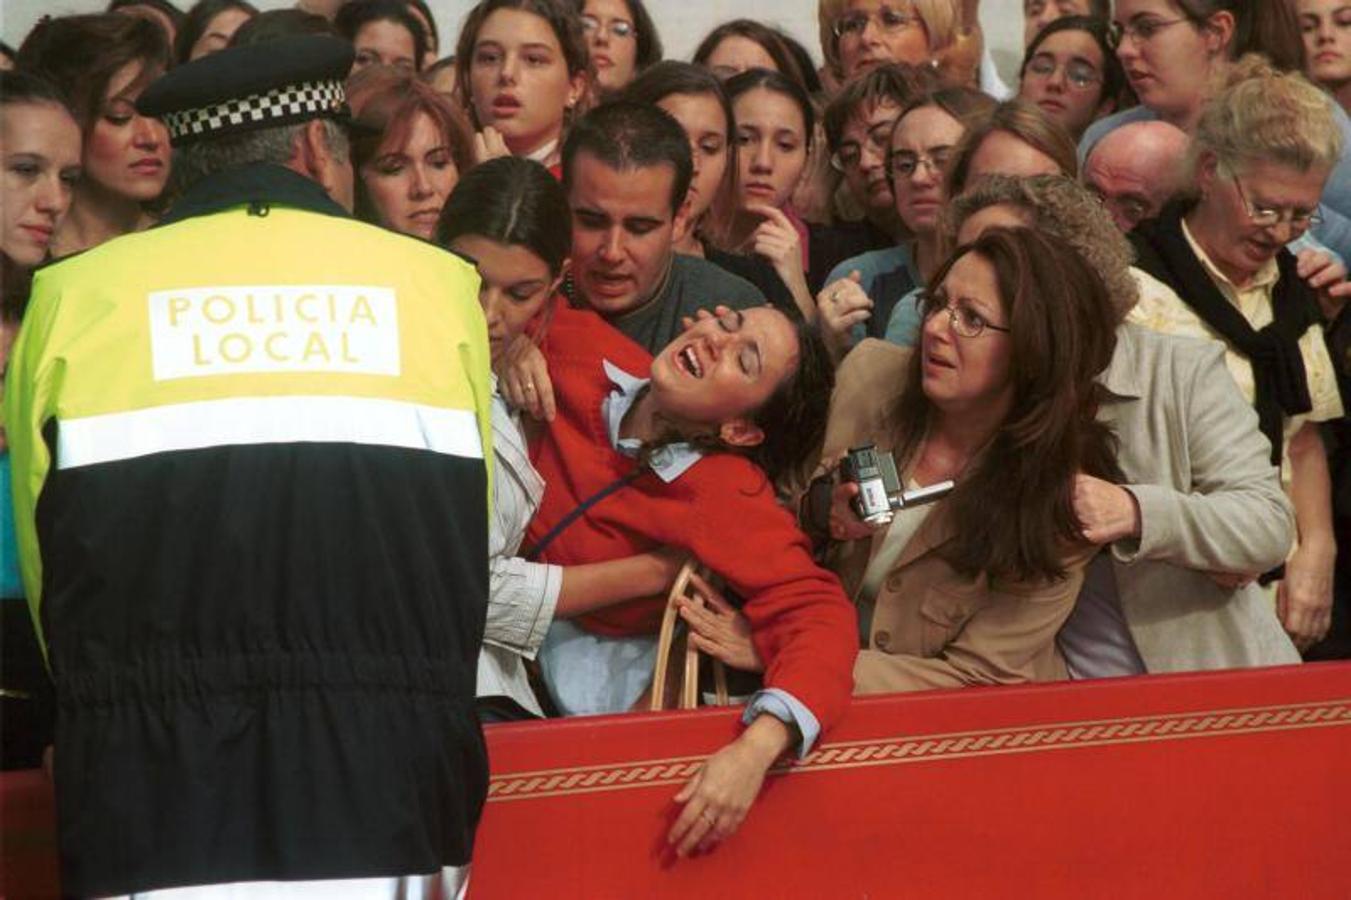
[{"left": 1, "top": 0, "right": 1349, "bottom": 896}]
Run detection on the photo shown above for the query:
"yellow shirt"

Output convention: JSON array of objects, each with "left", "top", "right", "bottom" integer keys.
[{"left": 1126, "top": 221, "right": 1343, "bottom": 487}]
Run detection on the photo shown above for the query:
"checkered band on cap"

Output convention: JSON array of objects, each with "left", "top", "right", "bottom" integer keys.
[{"left": 162, "top": 79, "right": 346, "bottom": 143}]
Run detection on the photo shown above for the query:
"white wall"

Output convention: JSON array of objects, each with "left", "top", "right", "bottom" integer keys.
[{"left": 2, "top": 0, "right": 1026, "bottom": 80}]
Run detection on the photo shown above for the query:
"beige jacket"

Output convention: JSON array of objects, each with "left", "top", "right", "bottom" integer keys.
[
  {"left": 823, "top": 342, "right": 1090, "bottom": 694},
  {"left": 1093, "top": 324, "right": 1299, "bottom": 671},
  {"left": 829, "top": 328, "right": 1299, "bottom": 680}
]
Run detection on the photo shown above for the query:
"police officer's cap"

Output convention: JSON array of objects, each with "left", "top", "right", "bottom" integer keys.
[{"left": 138, "top": 36, "right": 354, "bottom": 147}]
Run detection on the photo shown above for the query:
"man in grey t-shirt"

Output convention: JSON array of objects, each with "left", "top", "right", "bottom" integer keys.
[
  {"left": 563, "top": 102, "right": 764, "bottom": 353},
  {"left": 501, "top": 102, "right": 766, "bottom": 419}
]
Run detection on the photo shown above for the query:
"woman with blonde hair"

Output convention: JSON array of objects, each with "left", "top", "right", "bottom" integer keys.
[
  {"left": 817, "top": 0, "right": 994, "bottom": 92},
  {"left": 1128, "top": 57, "right": 1349, "bottom": 652}
]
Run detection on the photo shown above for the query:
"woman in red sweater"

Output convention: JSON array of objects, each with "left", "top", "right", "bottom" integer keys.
[{"left": 527, "top": 297, "right": 857, "bottom": 857}]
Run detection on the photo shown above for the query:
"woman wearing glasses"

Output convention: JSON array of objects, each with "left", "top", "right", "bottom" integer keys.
[
  {"left": 1128, "top": 59, "right": 1348, "bottom": 653},
  {"left": 818, "top": 87, "right": 994, "bottom": 357},
  {"left": 1299, "top": 0, "right": 1351, "bottom": 114},
  {"left": 572, "top": 0, "right": 661, "bottom": 97},
  {"left": 1080, "top": 1, "right": 1351, "bottom": 260},
  {"left": 820, "top": 0, "right": 1008, "bottom": 95},
  {"left": 682, "top": 227, "right": 1120, "bottom": 693},
  {"left": 1018, "top": 15, "right": 1129, "bottom": 141}
]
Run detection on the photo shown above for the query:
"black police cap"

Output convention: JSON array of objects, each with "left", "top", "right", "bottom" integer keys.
[{"left": 137, "top": 36, "right": 355, "bottom": 147}]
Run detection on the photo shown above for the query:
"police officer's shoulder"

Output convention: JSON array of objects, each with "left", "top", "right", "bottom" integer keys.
[
  {"left": 350, "top": 219, "right": 478, "bottom": 272},
  {"left": 31, "top": 225, "right": 162, "bottom": 279}
]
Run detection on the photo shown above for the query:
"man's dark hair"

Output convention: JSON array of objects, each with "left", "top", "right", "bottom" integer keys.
[
  {"left": 561, "top": 101, "right": 692, "bottom": 216},
  {"left": 822, "top": 63, "right": 935, "bottom": 153}
]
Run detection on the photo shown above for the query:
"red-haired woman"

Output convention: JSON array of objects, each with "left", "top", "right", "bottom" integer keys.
[{"left": 349, "top": 65, "right": 475, "bottom": 240}]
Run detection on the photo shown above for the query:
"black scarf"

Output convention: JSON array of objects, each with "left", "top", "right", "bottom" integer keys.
[{"left": 1131, "top": 201, "right": 1320, "bottom": 465}]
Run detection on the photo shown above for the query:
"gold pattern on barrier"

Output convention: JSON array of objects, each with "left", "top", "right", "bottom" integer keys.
[{"left": 486, "top": 699, "right": 1351, "bottom": 803}]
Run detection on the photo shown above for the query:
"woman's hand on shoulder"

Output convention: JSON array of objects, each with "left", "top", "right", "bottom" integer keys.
[{"left": 495, "top": 333, "right": 556, "bottom": 422}]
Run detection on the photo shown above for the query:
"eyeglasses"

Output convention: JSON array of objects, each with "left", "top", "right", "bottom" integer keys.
[
  {"left": 921, "top": 291, "right": 1010, "bottom": 338},
  {"left": 831, "top": 117, "right": 899, "bottom": 172},
  {"left": 1230, "top": 174, "right": 1322, "bottom": 230},
  {"left": 580, "top": 15, "right": 635, "bottom": 40},
  {"left": 1024, "top": 54, "right": 1103, "bottom": 90},
  {"left": 832, "top": 6, "right": 919, "bottom": 39},
  {"left": 1106, "top": 16, "right": 1186, "bottom": 50},
  {"left": 1089, "top": 187, "right": 1153, "bottom": 230},
  {"left": 887, "top": 147, "right": 952, "bottom": 179}
]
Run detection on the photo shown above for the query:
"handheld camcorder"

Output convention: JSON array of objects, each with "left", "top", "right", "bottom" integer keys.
[{"left": 840, "top": 445, "right": 955, "bottom": 527}]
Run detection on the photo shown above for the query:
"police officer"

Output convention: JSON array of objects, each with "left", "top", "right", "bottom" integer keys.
[{"left": 4, "top": 36, "right": 492, "bottom": 897}]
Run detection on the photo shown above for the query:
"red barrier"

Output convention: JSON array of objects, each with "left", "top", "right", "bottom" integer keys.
[
  {"left": 471, "top": 663, "right": 1351, "bottom": 899},
  {"left": 5, "top": 664, "right": 1350, "bottom": 899}
]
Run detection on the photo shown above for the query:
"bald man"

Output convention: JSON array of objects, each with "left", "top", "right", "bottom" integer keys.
[{"left": 1083, "top": 121, "right": 1191, "bottom": 233}]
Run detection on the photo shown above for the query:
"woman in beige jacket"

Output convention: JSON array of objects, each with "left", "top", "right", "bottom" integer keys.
[{"left": 684, "top": 225, "right": 1121, "bottom": 692}]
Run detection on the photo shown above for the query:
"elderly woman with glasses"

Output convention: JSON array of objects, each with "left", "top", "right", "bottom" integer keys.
[
  {"left": 817, "top": 0, "right": 990, "bottom": 91},
  {"left": 1128, "top": 58, "right": 1350, "bottom": 653},
  {"left": 1081, "top": 0, "right": 1351, "bottom": 259}
]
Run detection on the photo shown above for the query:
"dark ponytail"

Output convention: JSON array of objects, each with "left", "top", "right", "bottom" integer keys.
[{"left": 436, "top": 156, "right": 572, "bottom": 276}]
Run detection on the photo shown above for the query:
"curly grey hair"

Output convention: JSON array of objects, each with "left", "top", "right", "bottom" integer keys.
[{"left": 944, "top": 173, "right": 1140, "bottom": 321}]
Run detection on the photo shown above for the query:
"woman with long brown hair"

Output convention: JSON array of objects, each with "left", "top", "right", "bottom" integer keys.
[{"left": 683, "top": 226, "right": 1122, "bottom": 691}]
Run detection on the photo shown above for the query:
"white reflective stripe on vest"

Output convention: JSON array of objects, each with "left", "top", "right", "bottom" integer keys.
[{"left": 56, "top": 395, "right": 484, "bottom": 470}]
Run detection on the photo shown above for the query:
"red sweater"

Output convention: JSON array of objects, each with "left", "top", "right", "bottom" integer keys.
[{"left": 526, "top": 300, "right": 857, "bottom": 729}]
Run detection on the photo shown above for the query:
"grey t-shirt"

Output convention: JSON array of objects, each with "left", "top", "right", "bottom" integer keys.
[{"left": 608, "top": 254, "right": 765, "bottom": 353}]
